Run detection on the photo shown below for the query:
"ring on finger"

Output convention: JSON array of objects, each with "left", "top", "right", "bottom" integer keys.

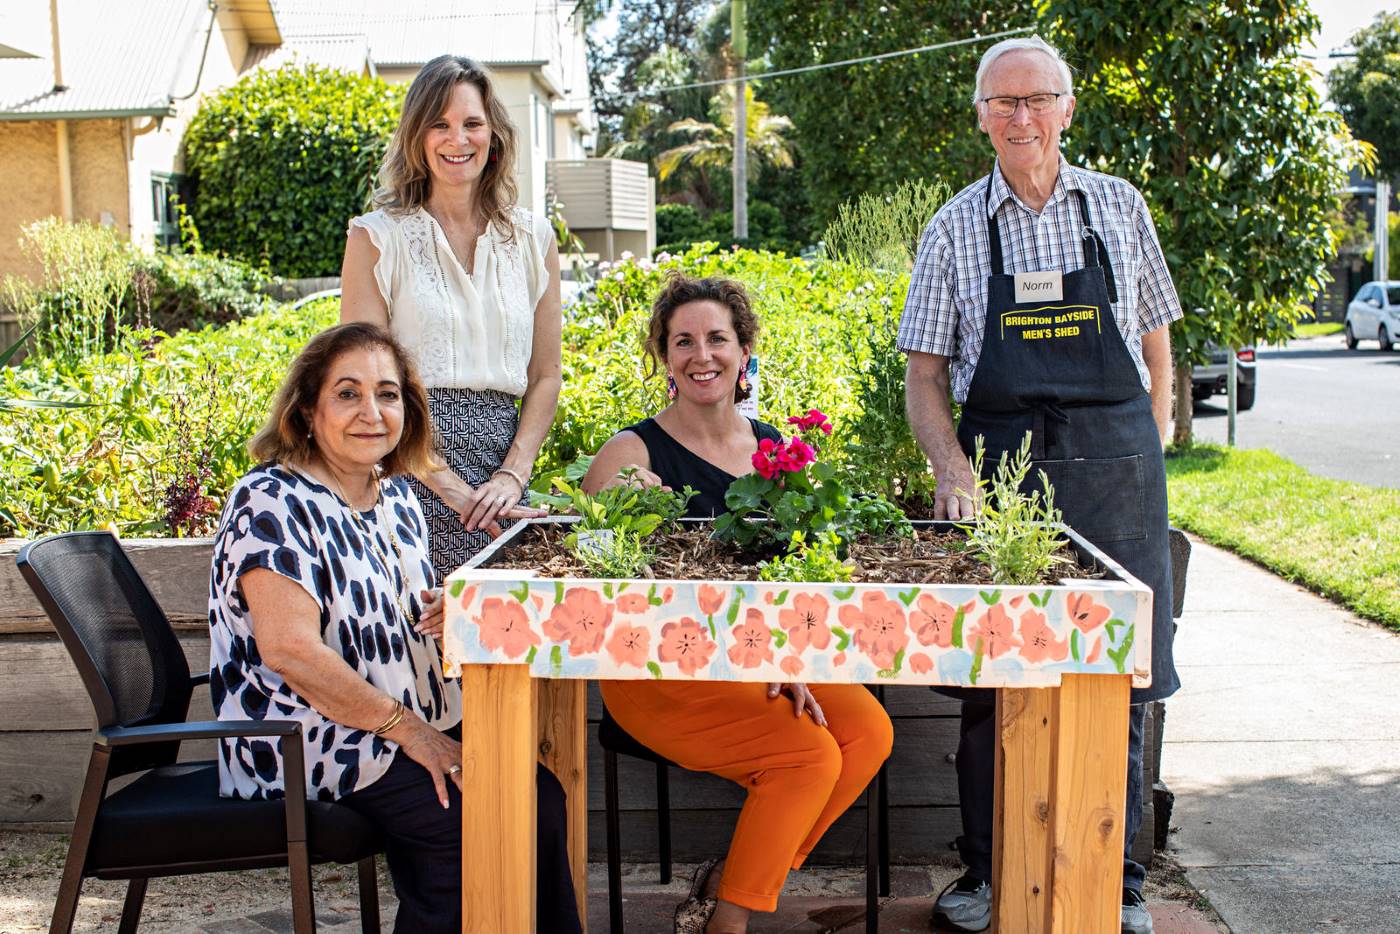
[{"left": 448, "top": 764, "right": 462, "bottom": 775}]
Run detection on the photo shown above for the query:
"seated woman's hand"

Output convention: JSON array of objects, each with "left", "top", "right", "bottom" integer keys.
[
  {"left": 416, "top": 588, "right": 445, "bottom": 640},
  {"left": 390, "top": 716, "right": 464, "bottom": 809},
  {"left": 767, "top": 682, "right": 827, "bottom": 727}
]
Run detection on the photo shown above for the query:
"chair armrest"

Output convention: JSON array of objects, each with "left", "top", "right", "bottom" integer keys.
[
  {"left": 190, "top": 672, "right": 211, "bottom": 687},
  {"left": 97, "top": 719, "right": 301, "bottom": 747},
  {"left": 98, "top": 719, "right": 312, "bottom": 839}
]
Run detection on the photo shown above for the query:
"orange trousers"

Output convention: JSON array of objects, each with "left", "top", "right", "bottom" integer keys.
[{"left": 600, "top": 680, "right": 893, "bottom": 912}]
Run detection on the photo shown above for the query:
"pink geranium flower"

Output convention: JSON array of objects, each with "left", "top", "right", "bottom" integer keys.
[
  {"left": 657, "top": 617, "right": 717, "bottom": 676},
  {"left": 605, "top": 624, "right": 650, "bottom": 668},
  {"left": 1066, "top": 593, "right": 1111, "bottom": 634},
  {"left": 911, "top": 595, "right": 974, "bottom": 649},
  {"left": 475, "top": 597, "right": 540, "bottom": 660},
  {"left": 968, "top": 605, "right": 1021, "bottom": 660},
  {"left": 838, "top": 591, "right": 909, "bottom": 670},
  {"left": 728, "top": 608, "right": 775, "bottom": 668},
  {"left": 778, "top": 592, "right": 832, "bottom": 652},
  {"left": 1017, "top": 609, "right": 1068, "bottom": 664},
  {"left": 786, "top": 408, "right": 833, "bottom": 435},
  {"left": 543, "top": 587, "right": 614, "bottom": 656}
]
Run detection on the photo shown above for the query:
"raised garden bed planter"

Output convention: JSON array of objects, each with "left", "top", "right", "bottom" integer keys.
[{"left": 443, "top": 517, "right": 1152, "bottom": 690}]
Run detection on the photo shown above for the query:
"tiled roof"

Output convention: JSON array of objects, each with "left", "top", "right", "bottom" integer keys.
[{"left": 0, "top": 0, "right": 207, "bottom": 119}]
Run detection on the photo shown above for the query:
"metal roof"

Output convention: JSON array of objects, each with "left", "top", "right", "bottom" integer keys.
[
  {"left": 0, "top": 0, "right": 207, "bottom": 120},
  {"left": 243, "top": 33, "right": 373, "bottom": 74}
]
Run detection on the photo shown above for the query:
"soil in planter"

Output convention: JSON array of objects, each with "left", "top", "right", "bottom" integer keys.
[{"left": 492, "top": 524, "right": 1102, "bottom": 586}]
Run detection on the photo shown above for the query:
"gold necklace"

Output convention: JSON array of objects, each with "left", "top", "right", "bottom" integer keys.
[{"left": 312, "top": 464, "right": 418, "bottom": 628}]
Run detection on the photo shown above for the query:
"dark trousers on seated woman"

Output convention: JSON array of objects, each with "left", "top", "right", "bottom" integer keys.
[{"left": 342, "top": 746, "right": 582, "bottom": 933}]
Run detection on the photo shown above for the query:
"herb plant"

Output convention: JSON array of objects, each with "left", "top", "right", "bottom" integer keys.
[
  {"left": 962, "top": 434, "right": 1073, "bottom": 585},
  {"left": 757, "top": 531, "right": 853, "bottom": 583}
]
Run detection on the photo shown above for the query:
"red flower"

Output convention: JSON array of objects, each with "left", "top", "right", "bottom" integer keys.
[
  {"left": 786, "top": 408, "right": 833, "bottom": 435},
  {"left": 776, "top": 438, "right": 817, "bottom": 472}
]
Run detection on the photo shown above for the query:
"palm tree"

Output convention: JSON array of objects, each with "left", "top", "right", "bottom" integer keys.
[{"left": 656, "top": 84, "right": 795, "bottom": 184}]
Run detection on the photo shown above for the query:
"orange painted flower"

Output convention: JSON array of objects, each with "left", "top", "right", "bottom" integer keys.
[
  {"left": 543, "top": 587, "right": 614, "bottom": 656},
  {"left": 657, "top": 617, "right": 717, "bottom": 676},
  {"left": 833, "top": 651, "right": 847, "bottom": 667},
  {"left": 968, "top": 604, "right": 1020, "bottom": 660},
  {"left": 1017, "top": 609, "right": 1068, "bottom": 664},
  {"left": 908, "top": 652, "right": 933, "bottom": 674},
  {"left": 615, "top": 593, "right": 650, "bottom": 613},
  {"left": 1085, "top": 637, "right": 1103, "bottom": 664},
  {"left": 605, "top": 624, "right": 650, "bottom": 668},
  {"left": 911, "top": 595, "right": 973, "bottom": 649},
  {"left": 662, "top": 586, "right": 675, "bottom": 603},
  {"left": 780, "top": 654, "right": 805, "bottom": 677},
  {"left": 838, "top": 592, "right": 909, "bottom": 670},
  {"left": 457, "top": 585, "right": 479, "bottom": 609},
  {"left": 530, "top": 594, "right": 545, "bottom": 611},
  {"left": 778, "top": 593, "right": 832, "bottom": 652},
  {"left": 474, "top": 597, "right": 540, "bottom": 660},
  {"left": 728, "top": 608, "right": 775, "bottom": 668},
  {"left": 1066, "top": 592, "right": 1111, "bottom": 634},
  {"left": 697, "top": 584, "right": 725, "bottom": 616}
]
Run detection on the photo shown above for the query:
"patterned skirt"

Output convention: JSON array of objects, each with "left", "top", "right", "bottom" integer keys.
[{"left": 408, "top": 388, "right": 525, "bottom": 580}]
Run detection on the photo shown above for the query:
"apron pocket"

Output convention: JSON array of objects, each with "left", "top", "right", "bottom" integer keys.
[{"left": 1030, "top": 454, "right": 1146, "bottom": 543}]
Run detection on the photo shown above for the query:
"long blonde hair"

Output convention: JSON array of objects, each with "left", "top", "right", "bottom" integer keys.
[{"left": 370, "top": 55, "right": 519, "bottom": 236}]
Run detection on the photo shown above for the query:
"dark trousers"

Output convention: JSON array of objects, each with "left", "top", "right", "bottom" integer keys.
[
  {"left": 954, "top": 697, "right": 1148, "bottom": 894},
  {"left": 342, "top": 751, "right": 582, "bottom": 933}
]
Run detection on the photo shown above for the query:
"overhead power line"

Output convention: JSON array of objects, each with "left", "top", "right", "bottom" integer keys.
[{"left": 611, "top": 25, "right": 1035, "bottom": 101}]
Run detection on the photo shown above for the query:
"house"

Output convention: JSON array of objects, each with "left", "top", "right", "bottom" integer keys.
[{"left": 0, "top": 0, "right": 649, "bottom": 283}]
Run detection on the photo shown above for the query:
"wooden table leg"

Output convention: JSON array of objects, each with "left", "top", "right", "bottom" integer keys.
[
  {"left": 536, "top": 679, "right": 589, "bottom": 931},
  {"left": 993, "top": 674, "right": 1131, "bottom": 933},
  {"left": 461, "top": 665, "right": 536, "bottom": 933}
]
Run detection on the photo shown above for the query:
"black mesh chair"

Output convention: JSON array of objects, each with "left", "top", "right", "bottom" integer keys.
[
  {"left": 600, "top": 689, "right": 891, "bottom": 934},
  {"left": 17, "top": 532, "right": 384, "bottom": 934}
]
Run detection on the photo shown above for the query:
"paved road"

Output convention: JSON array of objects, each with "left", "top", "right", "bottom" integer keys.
[{"left": 1189, "top": 334, "right": 1400, "bottom": 489}]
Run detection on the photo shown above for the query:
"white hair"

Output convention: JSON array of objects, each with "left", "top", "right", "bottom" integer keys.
[{"left": 972, "top": 35, "right": 1074, "bottom": 104}]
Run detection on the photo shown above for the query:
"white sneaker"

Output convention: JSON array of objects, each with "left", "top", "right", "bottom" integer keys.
[
  {"left": 931, "top": 874, "right": 991, "bottom": 932},
  {"left": 1122, "top": 888, "right": 1154, "bottom": 934}
]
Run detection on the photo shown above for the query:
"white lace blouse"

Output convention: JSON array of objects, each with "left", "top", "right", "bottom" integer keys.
[{"left": 348, "top": 206, "right": 553, "bottom": 396}]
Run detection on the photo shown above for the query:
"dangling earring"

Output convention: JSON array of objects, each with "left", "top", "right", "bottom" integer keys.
[
  {"left": 488, "top": 146, "right": 499, "bottom": 163},
  {"left": 666, "top": 372, "right": 678, "bottom": 400},
  {"left": 737, "top": 360, "right": 751, "bottom": 396}
]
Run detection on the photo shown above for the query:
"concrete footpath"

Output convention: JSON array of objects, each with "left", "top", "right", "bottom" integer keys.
[{"left": 1162, "top": 538, "right": 1400, "bottom": 932}]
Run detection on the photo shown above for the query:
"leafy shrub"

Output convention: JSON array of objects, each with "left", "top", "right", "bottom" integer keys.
[
  {"left": 656, "top": 200, "right": 804, "bottom": 256},
  {"left": 2, "top": 219, "right": 275, "bottom": 365},
  {"left": 655, "top": 203, "right": 707, "bottom": 248},
  {"left": 183, "top": 64, "right": 403, "bottom": 278}
]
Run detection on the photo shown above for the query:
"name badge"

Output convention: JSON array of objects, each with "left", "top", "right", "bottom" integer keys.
[{"left": 1014, "top": 271, "right": 1063, "bottom": 303}]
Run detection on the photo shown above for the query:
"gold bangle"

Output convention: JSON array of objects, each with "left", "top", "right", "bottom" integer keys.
[
  {"left": 492, "top": 467, "right": 528, "bottom": 493},
  {"left": 372, "top": 699, "right": 406, "bottom": 736}
]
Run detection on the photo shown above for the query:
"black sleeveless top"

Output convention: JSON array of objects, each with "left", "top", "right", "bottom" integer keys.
[{"left": 623, "top": 417, "right": 784, "bottom": 518}]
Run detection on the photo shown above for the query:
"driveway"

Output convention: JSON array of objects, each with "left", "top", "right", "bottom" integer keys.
[{"left": 1189, "top": 335, "right": 1400, "bottom": 489}]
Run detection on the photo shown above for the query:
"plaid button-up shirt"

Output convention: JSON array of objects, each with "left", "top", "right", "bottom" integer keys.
[{"left": 898, "top": 157, "right": 1183, "bottom": 403}]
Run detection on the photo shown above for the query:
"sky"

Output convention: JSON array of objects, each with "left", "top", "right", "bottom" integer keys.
[{"left": 1304, "top": 0, "right": 1396, "bottom": 96}]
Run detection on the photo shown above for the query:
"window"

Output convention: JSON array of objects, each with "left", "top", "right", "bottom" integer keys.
[{"left": 150, "top": 172, "right": 187, "bottom": 249}]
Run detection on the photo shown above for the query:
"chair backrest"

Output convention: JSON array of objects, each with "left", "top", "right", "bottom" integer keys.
[{"left": 17, "top": 532, "right": 194, "bottom": 770}]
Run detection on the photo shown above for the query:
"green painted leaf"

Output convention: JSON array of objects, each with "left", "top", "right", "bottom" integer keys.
[
  {"left": 979, "top": 589, "right": 1001, "bottom": 605},
  {"left": 774, "top": 589, "right": 789, "bottom": 606},
  {"left": 648, "top": 583, "right": 661, "bottom": 606},
  {"left": 510, "top": 582, "right": 530, "bottom": 604},
  {"left": 647, "top": 661, "right": 663, "bottom": 679},
  {"left": 550, "top": 644, "right": 563, "bottom": 676},
  {"left": 898, "top": 587, "right": 919, "bottom": 607},
  {"left": 447, "top": 580, "right": 466, "bottom": 598},
  {"left": 969, "top": 639, "right": 985, "bottom": 685},
  {"left": 603, "top": 582, "right": 614, "bottom": 599},
  {"left": 771, "top": 628, "right": 787, "bottom": 648},
  {"left": 525, "top": 646, "right": 537, "bottom": 665},
  {"left": 554, "top": 581, "right": 565, "bottom": 605},
  {"left": 1071, "top": 628, "right": 1082, "bottom": 663},
  {"left": 1107, "top": 627, "right": 1135, "bottom": 675},
  {"left": 952, "top": 607, "right": 966, "bottom": 649},
  {"left": 832, "top": 625, "right": 850, "bottom": 652},
  {"left": 726, "top": 593, "right": 742, "bottom": 626},
  {"left": 833, "top": 586, "right": 855, "bottom": 600},
  {"left": 1106, "top": 618, "right": 1124, "bottom": 641}
]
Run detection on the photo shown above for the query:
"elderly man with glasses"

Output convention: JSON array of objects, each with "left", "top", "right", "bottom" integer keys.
[{"left": 898, "top": 35, "right": 1180, "bottom": 934}]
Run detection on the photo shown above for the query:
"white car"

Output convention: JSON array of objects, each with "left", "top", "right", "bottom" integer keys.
[{"left": 1344, "top": 281, "right": 1400, "bottom": 351}]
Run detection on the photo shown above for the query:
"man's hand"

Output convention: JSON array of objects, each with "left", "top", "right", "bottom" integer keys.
[
  {"left": 934, "top": 458, "right": 979, "bottom": 520},
  {"left": 906, "top": 352, "right": 980, "bottom": 520}
]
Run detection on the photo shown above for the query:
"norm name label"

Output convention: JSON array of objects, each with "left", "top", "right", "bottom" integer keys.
[{"left": 1014, "top": 270, "right": 1064, "bottom": 303}]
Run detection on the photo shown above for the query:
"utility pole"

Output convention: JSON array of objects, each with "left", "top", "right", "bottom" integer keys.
[
  {"left": 731, "top": 0, "right": 747, "bottom": 240},
  {"left": 1375, "top": 177, "right": 1391, "bottom": 283}
]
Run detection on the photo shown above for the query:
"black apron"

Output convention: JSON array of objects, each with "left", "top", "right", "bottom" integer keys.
[{"left": 954, "top": 179, "right": 1177, "bottom": 704}]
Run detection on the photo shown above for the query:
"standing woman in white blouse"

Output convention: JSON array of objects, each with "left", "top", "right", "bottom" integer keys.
[{"left": 341, "top": 54, "right": 560, "bottom": 577}]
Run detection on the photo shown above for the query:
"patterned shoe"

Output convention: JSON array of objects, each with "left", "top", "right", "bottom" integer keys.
[
  {"left": 674, "top": 858, "right": 721, "bottom": 934},
  {"left": 930, "top": 873, "right": 991, "bottom": 932}
]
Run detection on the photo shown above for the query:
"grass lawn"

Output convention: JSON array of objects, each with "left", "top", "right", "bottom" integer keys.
[
  {"left": 1166, "top": 445, "right": 1400, "bottom": 630},
  {"left": 1293, "top": 321, "right": 1344, "bottom": 338}
]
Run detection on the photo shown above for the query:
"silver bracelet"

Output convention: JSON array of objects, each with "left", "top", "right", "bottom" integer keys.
[{"left": 492, "top": 467, "right": 527, "bottom": 492}]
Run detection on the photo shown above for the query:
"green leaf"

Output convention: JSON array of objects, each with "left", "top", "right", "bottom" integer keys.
[
  {"left": 969, "top": 639, "right": 985, "bottom": 685},
  {"left": 550, "top": 644, "right": 563, "bottom": 676},
  {"left": 897, "top": 587, "right": 919, "bottom": 607},
  {"left": 603, "top": 582, "right": 614, "bottom": 599},
  {"left": 525, "top": 646, "right": 537, "bottom": 665},
  {"left": 510, "top": 582, "right": 530, "bottom": 604},
  {"left": 648, "top": 583, "right": 662, "bottom": 606},
  {"left": 979, "top": 589, "right": 1001, "bottom": 605},
  {"left": 1107, "top": 626, "right": 1135, "bottom": 674},
  {"left": 952, "top": 607, "right": 966, "bottom": 649},
  {"left": 447, "top": 580, "right": 466, "bottom": 599},
  {"left": 554, "top": 581, "right": 566, "bottom": 605},
  {"left": 771, "top": 628, "right": 787, "bottom": 648},
  {"left": 646, "top": 660, "right": 663, "bottom": 679},
  {"left": 774, "top": 589, "right": 789, "bottom": 605},
  {"left": 833, "top": 586, "right": 855, "bottom": 600},
  {"left": 877, "top": 647, "right": 905, "bottom": 678},
  {"left": 726, "top": 591, "right": 743, "bottom": 626},
  {"left": 1071, "top": 628, "right": 1082, "bottom": 663},
  {"left": 832, "top": 625, "right": 850, "bottom": 652}
]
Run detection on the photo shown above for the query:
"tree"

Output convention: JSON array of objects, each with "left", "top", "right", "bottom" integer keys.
[
  {"left": 586, "top": 0, "right": 717, "bottom": 134},
  {"left": 1044, "top": 0, "right": 1370, "bottom": 445},
  {"left": 656, "top": 84, "right": 795, "bottom": 190},
  {"left": 748, "top": 1, "right": 1037, "bottom": 229},
  {"left": 1329, "top": 12, "right": 1400, "bottom": 180},
  {"left": 183, "top": 64, "right": 402, "bottom": 278}
]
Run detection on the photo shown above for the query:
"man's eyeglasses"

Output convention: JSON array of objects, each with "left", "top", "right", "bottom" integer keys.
[{"left": 979, "top": 93, "right": 1067, "bottom": 118}]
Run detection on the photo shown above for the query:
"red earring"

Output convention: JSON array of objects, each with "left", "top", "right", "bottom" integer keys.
[
  {"left": 489, "top": 147, "right": 499, "bottom": 163},
  {"left": 666, "top": 373, "right": 678, "bottom": 400}
]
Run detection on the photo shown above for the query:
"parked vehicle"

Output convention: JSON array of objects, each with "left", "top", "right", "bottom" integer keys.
[
  {"left": 1191, "top": 344, "right": 1257, "bottom": 410},
  {"left": 1344, "top": 281, "right": 1400, "bottom": 351}
]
